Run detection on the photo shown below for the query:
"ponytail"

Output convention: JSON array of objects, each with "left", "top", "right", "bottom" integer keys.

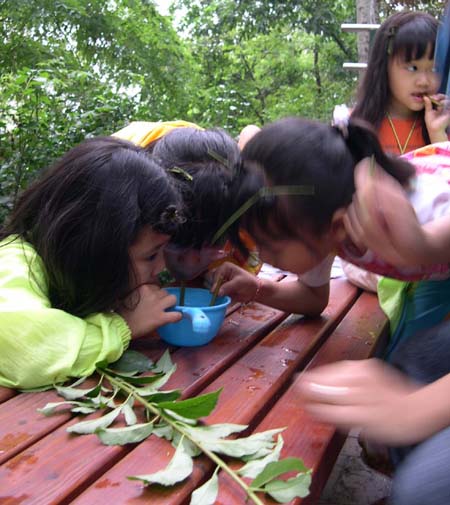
[{"left": 344, "top": 118, "right": 416, "bottom": 186}]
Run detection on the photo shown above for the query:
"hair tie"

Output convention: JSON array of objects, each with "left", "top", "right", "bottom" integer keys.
[
  {"left": 168, "top": 166, "right": 193, "bottom": 181},
  {"left": 332, "top": 104, "right": 350, "bottom": 138},
  {"left": 387, "top": 26, "right": 397, "bottom": 55}
]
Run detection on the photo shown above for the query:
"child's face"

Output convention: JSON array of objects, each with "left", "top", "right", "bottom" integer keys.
[
  {"left": 253, "top": 226, "right": 334, "bottom": 275},
  {"left": 163, "top": 244, "right": 227, "bottom": 281},
  {"left": 387, "top": 47, "right": 439, "bottom": 118},
  {"left": 129, "top": 227, "right": 170, "bottom": 286}
]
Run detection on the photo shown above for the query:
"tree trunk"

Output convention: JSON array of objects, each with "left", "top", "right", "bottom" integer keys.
[{"left": 356, "top": 0, "right": 378, "bottom": 63}]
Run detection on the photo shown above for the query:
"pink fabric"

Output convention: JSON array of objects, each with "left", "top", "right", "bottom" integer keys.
[{"left": 338, "top": 142, "right": 450, "bottom": 281}]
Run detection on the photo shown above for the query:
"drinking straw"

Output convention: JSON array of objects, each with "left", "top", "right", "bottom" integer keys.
[
  {"left": 210, "top": 275, "right": 224, "bottom": 306},
  {"left": 180, "top": 281, "right": 186, "bottom": 306}
]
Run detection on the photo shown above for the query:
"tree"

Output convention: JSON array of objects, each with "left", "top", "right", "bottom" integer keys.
[
  {"left": 172, "top": 0, "right": 359, "bottom": 132},
  {"left": 0, "top": 0, "right": 195, "bottom": 220}
]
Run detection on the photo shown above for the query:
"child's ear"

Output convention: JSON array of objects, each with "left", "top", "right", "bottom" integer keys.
[{"left": 330, "top": 207, "right": 347, "bottom": 245}]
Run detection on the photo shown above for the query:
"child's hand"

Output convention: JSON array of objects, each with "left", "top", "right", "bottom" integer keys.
[
  {"left": 118, "top": 284, "right": 182, "bottom": 339},
  {"left": 297, "top": 359, "right": 421, "bottom": 445},
  {"left": 344, "top": 158, "right": 426, "bottom": 267},
  {"left": 210, "top": 261, "right": 260, "bottom": 303},
  {"left": 424, "top": 94, "right": 450, "bottom": 143}
]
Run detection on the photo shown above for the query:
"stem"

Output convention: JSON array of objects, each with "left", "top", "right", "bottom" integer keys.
[{"left": 103, "top": 371, "right": 265, "bottom": 505}]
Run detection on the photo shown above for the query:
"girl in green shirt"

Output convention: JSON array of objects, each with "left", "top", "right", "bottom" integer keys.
[{"left": 0, "top": 136, "right": 184, "bottom": 389}]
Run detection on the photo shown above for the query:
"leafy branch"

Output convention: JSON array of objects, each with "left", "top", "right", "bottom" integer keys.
[{"left": 39, "top": 350, "right": 311, "bottom": 504}]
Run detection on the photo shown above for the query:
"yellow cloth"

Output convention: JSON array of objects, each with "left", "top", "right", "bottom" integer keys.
[{"left": 112, "top": 120, "right": 202, "bottom": 147}]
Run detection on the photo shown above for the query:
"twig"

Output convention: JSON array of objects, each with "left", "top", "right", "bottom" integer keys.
[
  {"left": 103, "top": 371, "right": 266, "bottom": 505},
  {"left": 426, "top": 94, "right": 441, "bottom": 107}
]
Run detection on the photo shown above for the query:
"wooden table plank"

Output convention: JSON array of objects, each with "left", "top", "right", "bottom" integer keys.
[
  {"left": 0, "top": 378, "right": 99, "bottom": 466},
  {"left": 70, "top": 280, "right": 359, "bottom": 505},
  {"left": 0, "top": 291, "right": 290, "bottom": 503},
  {"left": 0, "top": 387, "right": 16, "bottom": 404},
  {"left": 216, "top": 291, "right": 388, "bottom": 505}
]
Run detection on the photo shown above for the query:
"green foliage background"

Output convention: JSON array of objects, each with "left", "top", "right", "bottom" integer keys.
[{"left": 0, "top": 0, "right": 447, "bottom": 221}]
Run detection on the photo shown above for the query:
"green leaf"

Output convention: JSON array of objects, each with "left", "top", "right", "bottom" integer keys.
[
  {"left": 190, "top": 472, "right": 219, "bottom": 505},
  {"left": 128, "top": 442, "right": 193, "bottom": 486},
  {"left": 135, "top": 365, "right": 177, "bottom": 393},
  {"left": 159, "top": 389, "right": 221, "bottom": 419},
  {"left": 251, "top": 457, "right": 309, "bottom": 489},
  {"left": 109, "top": 350, "right": 153, "bottom": 374},
  {"left": 153, "top": 349, "right": 175, "bottom": 373},
  {"left": 172, "top": 431, "right": 202, "bottom": 457},
  {"left": 107, "top": 371, "right": 166, "bottom": 385},
  {"left": 55, "top": 379, "right": 99, "bottom": 400},
  {"left": 264, "top": 472, "right": 312, "bottom": 502},
  {"left": 143, "top": 390, "right": 182, "bottom": 403},
  {"left": 184, "top": 423, "right": 247, "bottom": 442},
  {"left": 90, "top": 394, "right": 117, "bottom": 409},
  {"left": 37, "top": 401, "right": 88, "bottom": 415},
  {"left": 202, "top": 428, "right": 284, "bottom": 458},
  {"left": 238, "top": 435, "right": 284, "bottom": 479},
  {"left": 163, "top": 409, "right": 198, "bottom": 425},
  {"left": 122, "top": 398, "right": 137, "bottom": 426},
  {"left": 71, "top": 405, "right": 97, "bottom": 414},
  {"left": 153, "top": 424, "right": 173, "bottom": 439},
  {"left": 67, "top": 406, "right": 122, "bottom": 434},
  {"left": 97, "top": 422, "right": 154, "bottom": 445}
]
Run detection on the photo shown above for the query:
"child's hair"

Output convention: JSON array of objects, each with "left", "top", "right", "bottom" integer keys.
[
  {"left": 0, "top": 136, "right": 183, "bottom": 317},
  {"left": 151, "top": 127, "right": 242, "bottom": 248},
  {"left": 237, "top": 117, "right": 415, "bottom": 244},
  {"left": 352, "top": 11, "right": 438, "bottom": 141}
]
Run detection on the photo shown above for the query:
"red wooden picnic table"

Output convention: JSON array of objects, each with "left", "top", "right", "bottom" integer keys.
[{"left": 0, "top": 275, "right": 387, "bottom": 505}]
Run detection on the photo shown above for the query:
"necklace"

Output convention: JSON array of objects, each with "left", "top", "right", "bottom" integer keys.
[{"left": 386, "top": 113, "right": 418, "bottom": 155}]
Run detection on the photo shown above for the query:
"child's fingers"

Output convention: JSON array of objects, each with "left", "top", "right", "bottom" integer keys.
[
  {"left": 304, "top": 403, "right": 368, "bottom": 431},
  {"left": 209, "top": 262, "right": 233, "bottom": 290},
  {"left": 343, "top": 203, "right": 368, "bottom": 252},
  {"left": 160, "top": 310, "right": 183, "bottom": 325},
  {"left": 159, "top": 292, "right": 178, "bottom": 310},
  {"left": 423, "top": 95, "right": 433, "bottom": 114}
]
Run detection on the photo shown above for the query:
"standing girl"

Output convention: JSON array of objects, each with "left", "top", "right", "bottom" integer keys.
[
  {"left": 344, "top": 11, "right": 450, "bottom": 359},
  {"left": 0, "top": 137, "right": 184, "bottom": 389},
  {"left": 351, "top": 10, "right": 449, "bottom": 155}
]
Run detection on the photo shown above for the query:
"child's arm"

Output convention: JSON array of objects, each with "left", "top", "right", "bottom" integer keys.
[
  {"left": 344, "top": 158, "right": 450, "bottom": 267},
  {"left": 424, "top": 95, "right": 450, "bottom": 144},
  {"left": 298, "top": 359, "right": 450, "bottom": 446},
  {"left": 212, "top": 261, "right": 329, "bottom": 317}
]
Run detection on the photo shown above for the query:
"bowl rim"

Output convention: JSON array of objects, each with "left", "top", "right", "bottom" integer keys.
[{"left": 165, "top": 286, "right": 231, "bottom": 310}]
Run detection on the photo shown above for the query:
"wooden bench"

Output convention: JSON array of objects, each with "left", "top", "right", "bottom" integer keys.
[{"left": 0, "top": 275, "right": 388, "bottom": 504}]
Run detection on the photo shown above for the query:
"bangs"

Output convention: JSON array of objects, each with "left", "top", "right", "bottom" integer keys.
[
  {"left": 392, "top": 19, "right": 436, "bottom": 61},
  {"left": 240, "top": 194, "right": 315, "bottom": 246}
]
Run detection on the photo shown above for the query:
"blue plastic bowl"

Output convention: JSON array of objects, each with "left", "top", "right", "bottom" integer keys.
[{"left": 158, "top": 287, "right": 231, "bottom": 347}]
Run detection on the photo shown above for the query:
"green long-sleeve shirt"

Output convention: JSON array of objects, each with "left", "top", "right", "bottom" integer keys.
[{"left": 0, "top": 237, "right": 131, "bottom": 389}]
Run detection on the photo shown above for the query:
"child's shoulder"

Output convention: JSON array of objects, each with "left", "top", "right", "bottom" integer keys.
[{"left": 0, "top": 236, "right": 47, "bottom": 292}]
